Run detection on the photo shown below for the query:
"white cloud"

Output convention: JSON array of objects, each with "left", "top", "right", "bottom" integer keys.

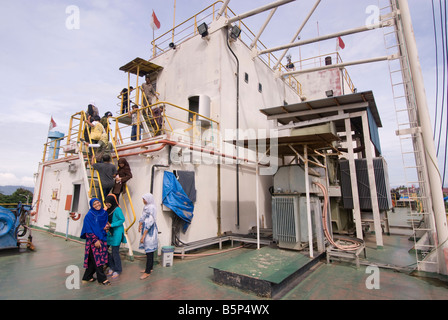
[{"left": 0, "top": 173, "right": 35, "bottom": 188}]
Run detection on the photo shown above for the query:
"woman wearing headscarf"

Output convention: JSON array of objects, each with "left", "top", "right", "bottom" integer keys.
[
  {"left": 105, "top": 194, "right": 126, "bottom": 279},
  {"left": 112, "top": 158, "right": 132, "bottom": 203},
  {"left": 80, "top": 198, "right": 110, "bottom": 285},
  {"left": 138, "top": 193, "right": 158, "bottom": 280}
]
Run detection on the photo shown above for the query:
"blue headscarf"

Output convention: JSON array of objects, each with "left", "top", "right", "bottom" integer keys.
[{"left": 80, "top": 198, "right": 108, "bottom": 241}]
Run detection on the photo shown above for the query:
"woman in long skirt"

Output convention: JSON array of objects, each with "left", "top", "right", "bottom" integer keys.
[{"left": 80, "top": 198, "right": 110, "bottom": 285}]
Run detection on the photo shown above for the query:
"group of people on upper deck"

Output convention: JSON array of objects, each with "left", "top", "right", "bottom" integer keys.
[{"left": 121, "top": 73, "right": 162, "bottom": 141}]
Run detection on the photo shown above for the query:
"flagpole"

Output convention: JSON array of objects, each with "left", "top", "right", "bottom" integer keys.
[
  {"left": 317, "top": 21, "right": 321, "bottom": 66},
  {"left": 172, "top": 0, "right": 176, "bottom": 43}
]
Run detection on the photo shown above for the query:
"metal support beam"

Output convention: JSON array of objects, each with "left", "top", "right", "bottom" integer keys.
[
  {"left": 250, "top": 8, "right": 277, "bottom": 49},
  {"left": 265, "top": 101, "right": 369, "bottom": 121},
  {"left": 216, "top": 0, "right": 231, "bottom": 20},
  {"left": 272, "top": 0, "right": 321, "bottom": 69},
  {"left": 345, "top": 118, "right": 363, "bottom": 240},
  {"left": 281, "top": 55, "right": 396, "bottom": 77},
  {"left": 397, "top": 0, "right": 448, "bottom": 274},
  {"left": 255, "top": 162, "right": 260, "bottom": 250},
  {"left": 361, "top": 111, "right": 383, "bottom": 247},
  {"left": 226, "top": 0, "right": 296, "bottom": 24},
  {"left": 259, "top": 22, "right": 387, "bottom": 55},
  {"left": 304, "top": 146, "right": 314, "bottom": 258}
]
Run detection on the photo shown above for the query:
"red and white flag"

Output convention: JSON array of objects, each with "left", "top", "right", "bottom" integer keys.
[
  {"left": 150, "top": 10, "right": 161, "bottom": 30},
  {"left": 49, "top": 116, "right": 57, "bottom": 131},
  {"left": 337, "top": 36, "right": 345, "bottom": 50}
]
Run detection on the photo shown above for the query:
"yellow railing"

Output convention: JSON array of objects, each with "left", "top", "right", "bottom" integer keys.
[
  {"left": 43, "top": 110, "right": 137, "bottom": 234},
  {"left": 114, "top": 89, "right": 220, "bottom": 147},
  {"left": 41, "top": 96, "right": 219, "bottom": 230},
  {"left": 151, "top": 1, "right": 222, "bottom": 57},
  {"left": 150, "top": 1, "right": 303, "bottom": 96}
]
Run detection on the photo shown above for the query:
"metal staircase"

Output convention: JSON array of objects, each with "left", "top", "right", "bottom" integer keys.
[
  {"left": 380, "top": 0, "right": 439, "bottom": 272},
  {"left": 70, "top": 111, "right": 137, "bottom": 260}
]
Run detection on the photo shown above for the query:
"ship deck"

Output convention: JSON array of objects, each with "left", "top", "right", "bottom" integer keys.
[{"left": 1, "top": 208, "right": 448, "bottom": 301}]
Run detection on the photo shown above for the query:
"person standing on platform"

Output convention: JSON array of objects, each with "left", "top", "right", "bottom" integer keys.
[{"left": 142, "top": 74, "right": 158, "bottom": 107}]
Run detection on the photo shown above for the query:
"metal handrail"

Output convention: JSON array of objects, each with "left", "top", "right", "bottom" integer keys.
[
  {"left": 150, "top": 1, "right": 303, "bottom": 96},
  {"left": 113, "top": 92, "right": 220, "bottom": 147}
]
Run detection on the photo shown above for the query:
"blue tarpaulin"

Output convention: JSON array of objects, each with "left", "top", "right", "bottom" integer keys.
[{"left": 162, "top": 171, "right": 194, "bottom": 232}]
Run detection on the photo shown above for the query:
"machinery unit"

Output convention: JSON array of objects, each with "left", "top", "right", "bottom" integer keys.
[
  {"left": 271, "top": 165, "right": 326, "bottom": 251},
  {"left": 0, "top": 204, "right": 33, "bottom": 250},
  {"left": 272, "top": 195, "right": 322, "bottom": 250}
]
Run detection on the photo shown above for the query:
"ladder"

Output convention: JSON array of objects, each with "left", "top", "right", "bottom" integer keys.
[
  {"left": 380, "top": 0, "right": 439, "bottom": 272},
  {"left": 75, "top": 112, "right": 137, "bottom": 260}
]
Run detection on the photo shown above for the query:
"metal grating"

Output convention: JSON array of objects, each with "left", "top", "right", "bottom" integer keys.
[
  {"left": 272, "top": 196, "right": 299, "bottom": 243},
  {"left": 339, "top": 158, "right": 392, "bottom": 211}
]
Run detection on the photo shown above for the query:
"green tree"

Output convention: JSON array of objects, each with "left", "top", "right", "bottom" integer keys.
[
  {"left": 0, "top": 188, "right": 33, "bottom": 206},
  {"left": 11, "top": 188, "right": 33, "bottom": 204}
]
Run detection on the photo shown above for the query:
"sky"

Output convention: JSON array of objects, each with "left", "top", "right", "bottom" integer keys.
[{"left": 0, "top": 0, "right": 444, "bottom": 189}]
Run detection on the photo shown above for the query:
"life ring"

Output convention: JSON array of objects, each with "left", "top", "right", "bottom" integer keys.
[
  {"left": 69, "top": 212, "right": 81, "bottom": 221},
  {"left": 0, "top": 214, "right": 14, "bottom": 237}
]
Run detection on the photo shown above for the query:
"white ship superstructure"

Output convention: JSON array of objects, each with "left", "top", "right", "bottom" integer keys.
[{"left": 30, "top": 0, "right": 448, "bottom": 278}]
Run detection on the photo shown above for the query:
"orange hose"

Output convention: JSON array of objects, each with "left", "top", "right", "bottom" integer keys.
[{"left": 314, "top": 182, "right": 362, "bottom": 251}]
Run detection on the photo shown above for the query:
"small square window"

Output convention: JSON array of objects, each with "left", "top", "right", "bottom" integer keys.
[
  {"left": 244, "top": 73, "right": 249, "bottom": 83},
  {"left": 258, "top": 83, "right": 263, "bottom": 93}
]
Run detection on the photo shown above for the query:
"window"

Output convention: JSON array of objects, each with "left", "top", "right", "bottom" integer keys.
[
  {"left": 244, "top": 73, "right": 249, "bottom": 83},
  {"left": 258, "top": 83, "right": 263, "bottom": 93}
]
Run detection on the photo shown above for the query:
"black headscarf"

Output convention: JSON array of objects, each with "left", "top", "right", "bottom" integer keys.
[{"left": 105, "top": 194, "right": 119, "bottom": 224}]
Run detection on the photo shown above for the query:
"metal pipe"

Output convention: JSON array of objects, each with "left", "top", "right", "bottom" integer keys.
[
  {"left": 117, "top": 143, "right": 167, "bottom": 158},
  {"left": 304, "top": 146, "right": 313, "bottom": 258},
  {"left": 151, "top": 164, "right": 169, "bottom": 194},
  {"left": 250, "top": 8, "right": 277, "bottom": 49},
  {"left": 255, "top": 162, "right": 260, "bottom": 249},
  {"left": 216, "top": 0, "right": 231, "bottom": 19},
  {"left": 259, "top": 23, "right": 383, "bottom": 55},
  {"left": 397, "top": 0, "right": 448, "bottom": 273},
  {"left": 282, "top": 55, "right": 393, "bottom": 77},
  {"left": 217, "top": 163, "right": 222, "bottom": 236},
  {"left": 226, "top": 27, "right": 241, "bottom": 228},
  {"left": 272, "top": 0, "right": 321, "bottom": 69},
  {"left": 226, "top": 0, "right": 296, "bottom": 24}
]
